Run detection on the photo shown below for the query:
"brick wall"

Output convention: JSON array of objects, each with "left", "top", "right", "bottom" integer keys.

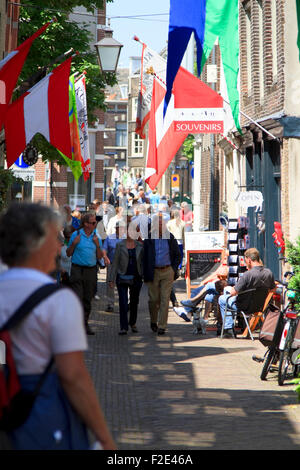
[
  {"left": 5, "top": 1, "right": 19, "bottom": 53},
  {"left": 239, "top": 0, "right": 285, "bottom": 127}
]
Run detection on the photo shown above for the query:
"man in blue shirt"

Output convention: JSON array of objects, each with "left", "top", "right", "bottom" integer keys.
[
  {"left": 143, "top": 213, "right": 181, "bottom": 335},
  {"left": 149, "top": 188, "right": 160, "bottom": 205},
  {"left": 67, "top": 212, "right": 103, "bottom": 335},
  {"left": 102, "top": 221, "right": 126, "bottom": 312}
]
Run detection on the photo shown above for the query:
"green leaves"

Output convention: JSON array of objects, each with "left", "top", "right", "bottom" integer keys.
[
  {"left": 182, "top": 135, "right": 195, "bottom": 161},
  {"left": 286, "top": 237, "right": 300, "bottom": 311},
  {"left": 17, "top": 0, "right": 117, "bottom": 163}
]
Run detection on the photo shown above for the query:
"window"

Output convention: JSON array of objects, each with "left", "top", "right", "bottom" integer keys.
[
  {"left": 116, "top": 122, "right": 127, "bottom": 147},
  {"left": 132, "top": 97, "right": 139, "bottom": 121},
  {"left": 133, "top": 133, "right": 143, "bottom": 156},
  {"left": 119, "top": 84, "right": 128, "bottom": 99}
]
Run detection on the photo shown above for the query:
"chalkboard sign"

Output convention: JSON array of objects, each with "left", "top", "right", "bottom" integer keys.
[{"left": 187, "top": 250, "right": 223, "bottom": 286}]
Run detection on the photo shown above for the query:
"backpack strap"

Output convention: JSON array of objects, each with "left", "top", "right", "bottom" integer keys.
[{"left": 0, "top": 283, "right": 62, "bottom": 332}]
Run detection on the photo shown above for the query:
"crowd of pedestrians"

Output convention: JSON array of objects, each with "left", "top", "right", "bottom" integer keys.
[
  {"left": 0, "top": 175, "right": 196, "bottom": 449},
  {"left": 0, "top": 174, "right": 278, "bottom": 450},
  {"left": 57, "top": 178, "right": 194, "bottom": 337}
]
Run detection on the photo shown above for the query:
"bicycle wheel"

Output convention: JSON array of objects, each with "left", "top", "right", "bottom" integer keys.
[
  {"left": 278, "top": 347, "right": 292, "bottom": 386},
  {"left": 260, "top": 347, "right": 276, "bottom": 381}
]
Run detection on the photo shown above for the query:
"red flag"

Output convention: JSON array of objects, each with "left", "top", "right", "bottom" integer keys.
[
  {"left": 145, "top": 66, "right": 224, "bottom": 190},
  {"left": 145, "top": 76, "right": 188, "bottom": 189},
  {"left": 5, "top": 57, "right": 72, "bottom": 168},
  {"left": 0, "top": 21, "right": 52, "bottom": 130}
]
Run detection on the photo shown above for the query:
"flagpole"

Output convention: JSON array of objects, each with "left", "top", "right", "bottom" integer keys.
[
  {"left": 220, "top": 94, "right": 279, "bottom": 141},
  {"left": 14, "top": 48, "right": 75, "bottom": 94}
]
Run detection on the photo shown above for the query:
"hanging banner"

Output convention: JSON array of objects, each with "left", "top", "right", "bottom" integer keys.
[
  {"left": 74, "top": 76, "right": 91, "bottom": 180},
  {"left": 174, "top": 108, "right": 224, "bottom": 134}
]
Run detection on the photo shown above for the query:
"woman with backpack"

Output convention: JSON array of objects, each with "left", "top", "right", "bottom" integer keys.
[
  {"left": 0, "top": 202, "right": 115, "bottom": 450},
  {"left": 66, "top": 211, "right": 103, "bottom": 335}
]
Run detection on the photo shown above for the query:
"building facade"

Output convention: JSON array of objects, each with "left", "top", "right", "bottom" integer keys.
[
  {"left": 103, "top": 67, "right": 128, "bottom": 196},
  {"left": 225, "top": 0, "right": 300, "bottom": 279}
]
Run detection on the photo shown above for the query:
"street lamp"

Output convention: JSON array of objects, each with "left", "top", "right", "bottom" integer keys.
[{"left": 94, "top": 28, "right": 123, "bottom": 74}]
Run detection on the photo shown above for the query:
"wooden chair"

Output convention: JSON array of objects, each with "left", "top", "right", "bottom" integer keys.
[
  {"left": 241, "top": 291, "right": 273, "bottom": 338},
  {"left": 220, "top": 287, "right": 271, "bottom": 341}
]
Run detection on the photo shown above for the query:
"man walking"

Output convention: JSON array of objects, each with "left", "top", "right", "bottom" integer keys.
[
  {"left": 218, "top": 248, "right": 276, "bottom": 338},
  {"left": 143, "top": 213, "right": 181, "bottom": 335}
]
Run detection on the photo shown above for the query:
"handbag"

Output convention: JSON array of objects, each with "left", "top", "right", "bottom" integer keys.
[{"left": 118, "top": 274, "right": 135, "bottom": 286}]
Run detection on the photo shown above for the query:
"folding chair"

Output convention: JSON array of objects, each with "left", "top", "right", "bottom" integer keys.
[{"left": 220, "top": 287, "right": 270, "bottom": 341}]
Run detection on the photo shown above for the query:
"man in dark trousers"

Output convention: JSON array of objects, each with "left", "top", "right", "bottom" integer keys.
[{"left": 143, "top": 213, "right": 181, "bottom": 335}]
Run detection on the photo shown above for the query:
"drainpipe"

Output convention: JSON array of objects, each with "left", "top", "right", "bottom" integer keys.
[
  {"left": 232, "top": 148, "right": 240, "bottom": 218},
  {"left": 209, "top": 46, "right": 216, "bottom": 230}
]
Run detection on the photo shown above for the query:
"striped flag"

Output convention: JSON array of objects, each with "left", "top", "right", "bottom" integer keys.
[
  {"left": 5, "top": 57, "right": 72, "bottom": 168},
  {"left": 134, "top": 37, "right": 167, "bottom": 139},
  {"left": 74, "top": 75, "right": 91, "bottom": 180},
  {"left": 144, "top": 46, "right": 223, "bottom": 190},
  {"left": 165, "top": 0, "right": 241, "bottom": 132},
  {"left": 0, "top": 21, "right": 52, "bottom": 130},
  {"left": 58, "top": 74, "right": 83, "bottom": 181},
  {"left": 145, "top": 75, "right": 188, "bottom": 189}
]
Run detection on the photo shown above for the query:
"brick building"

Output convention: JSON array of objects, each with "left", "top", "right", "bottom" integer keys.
[
  {"left": 103, "top": 67, "right": 128, "bottom": 196},
  {"left": 223, "top": 0, "right": 300, "bottom": 279}
]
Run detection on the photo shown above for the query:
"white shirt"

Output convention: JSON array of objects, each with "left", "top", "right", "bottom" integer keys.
[
  {"left": 0, "top": 268, "right": 87, "bottom": 375},
  {"left": 111, "top": 168, "right": 120, "bottom": 181}
]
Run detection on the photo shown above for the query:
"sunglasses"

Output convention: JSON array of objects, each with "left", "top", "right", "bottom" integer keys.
[{"left": 86, "top": 221, "right": 97, "bottom": 225}]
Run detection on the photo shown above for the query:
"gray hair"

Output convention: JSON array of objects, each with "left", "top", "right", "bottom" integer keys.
[{"left": 0, "top": 202, "right": 61, "bottom": 266}]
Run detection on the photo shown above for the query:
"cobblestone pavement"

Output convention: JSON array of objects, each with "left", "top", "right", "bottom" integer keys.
[{"left": 85, "top": 271, "right": 300, "bottom": 450}]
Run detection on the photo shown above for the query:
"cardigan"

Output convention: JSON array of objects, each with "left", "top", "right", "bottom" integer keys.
[{"left": 109, "top": 239, "right": 144, "bottom": 282}]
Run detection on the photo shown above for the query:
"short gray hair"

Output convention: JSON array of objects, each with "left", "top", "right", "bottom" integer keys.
[{"left": 0, "top": 202, "right": 61, "bottom": 266}]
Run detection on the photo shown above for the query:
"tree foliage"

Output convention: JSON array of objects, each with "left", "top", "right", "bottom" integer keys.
[
  {"left": 286, "top": 237, "right": 300, "bottom": 311},
  {"left": 182, "top": 135, "right": 195, "bottom": 161},
  {"left": 17, "top": 0, "right": 116, "bottom": 163}
]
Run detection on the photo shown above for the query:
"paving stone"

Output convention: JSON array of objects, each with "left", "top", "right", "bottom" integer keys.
[{"left": 85, "top": 272, "right": 300, "bottom": 450}]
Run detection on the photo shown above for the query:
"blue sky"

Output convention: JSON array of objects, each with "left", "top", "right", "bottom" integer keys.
[{"left": 106, "top": 0, "right": 170, "bottom": 68}]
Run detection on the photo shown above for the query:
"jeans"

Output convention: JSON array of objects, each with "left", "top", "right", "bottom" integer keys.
[
  {"left": 218, "top": 294, "right": 237, "bottom": 329},
  {"left": 184, "top": 282, "right": 217, "bottom": 313},
  {"left": 117, "top": 276, "right": 143, "bottom": 331}
]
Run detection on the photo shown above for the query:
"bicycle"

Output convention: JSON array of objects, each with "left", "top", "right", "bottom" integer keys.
[
  {"left": 277, "top": 288, "right": 300, "bottom": 386},
  {"left": 252, "top": 271, "right": 294, "bottom": 381}
]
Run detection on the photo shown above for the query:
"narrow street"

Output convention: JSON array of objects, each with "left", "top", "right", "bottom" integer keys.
[{"left": 86, "top": 272, "right": 300, "bottom": 451}]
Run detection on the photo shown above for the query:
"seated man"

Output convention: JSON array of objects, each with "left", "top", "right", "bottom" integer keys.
[{"left": 218, "top": 248, "right": 276, "bottom": 338}]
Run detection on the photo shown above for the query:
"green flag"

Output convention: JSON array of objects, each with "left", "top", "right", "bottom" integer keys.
[
  {"left": 201, "top": 0, "right": 241, "bottom": 133},
  {"left": 297, "top": 0, "right": 300, "bottom": 61}
]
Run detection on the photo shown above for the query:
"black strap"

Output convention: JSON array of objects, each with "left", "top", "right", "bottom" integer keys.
[
  {"left": 0, "top": 283, "right": 62, "bottom": 332},
  {"left": 1, "top": 283, "right": 64, "bottom": 395}
]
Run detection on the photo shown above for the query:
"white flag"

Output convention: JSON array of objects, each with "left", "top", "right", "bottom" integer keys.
[{"left": 134, "top": 38, "right": 167, "bottom": 139}]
